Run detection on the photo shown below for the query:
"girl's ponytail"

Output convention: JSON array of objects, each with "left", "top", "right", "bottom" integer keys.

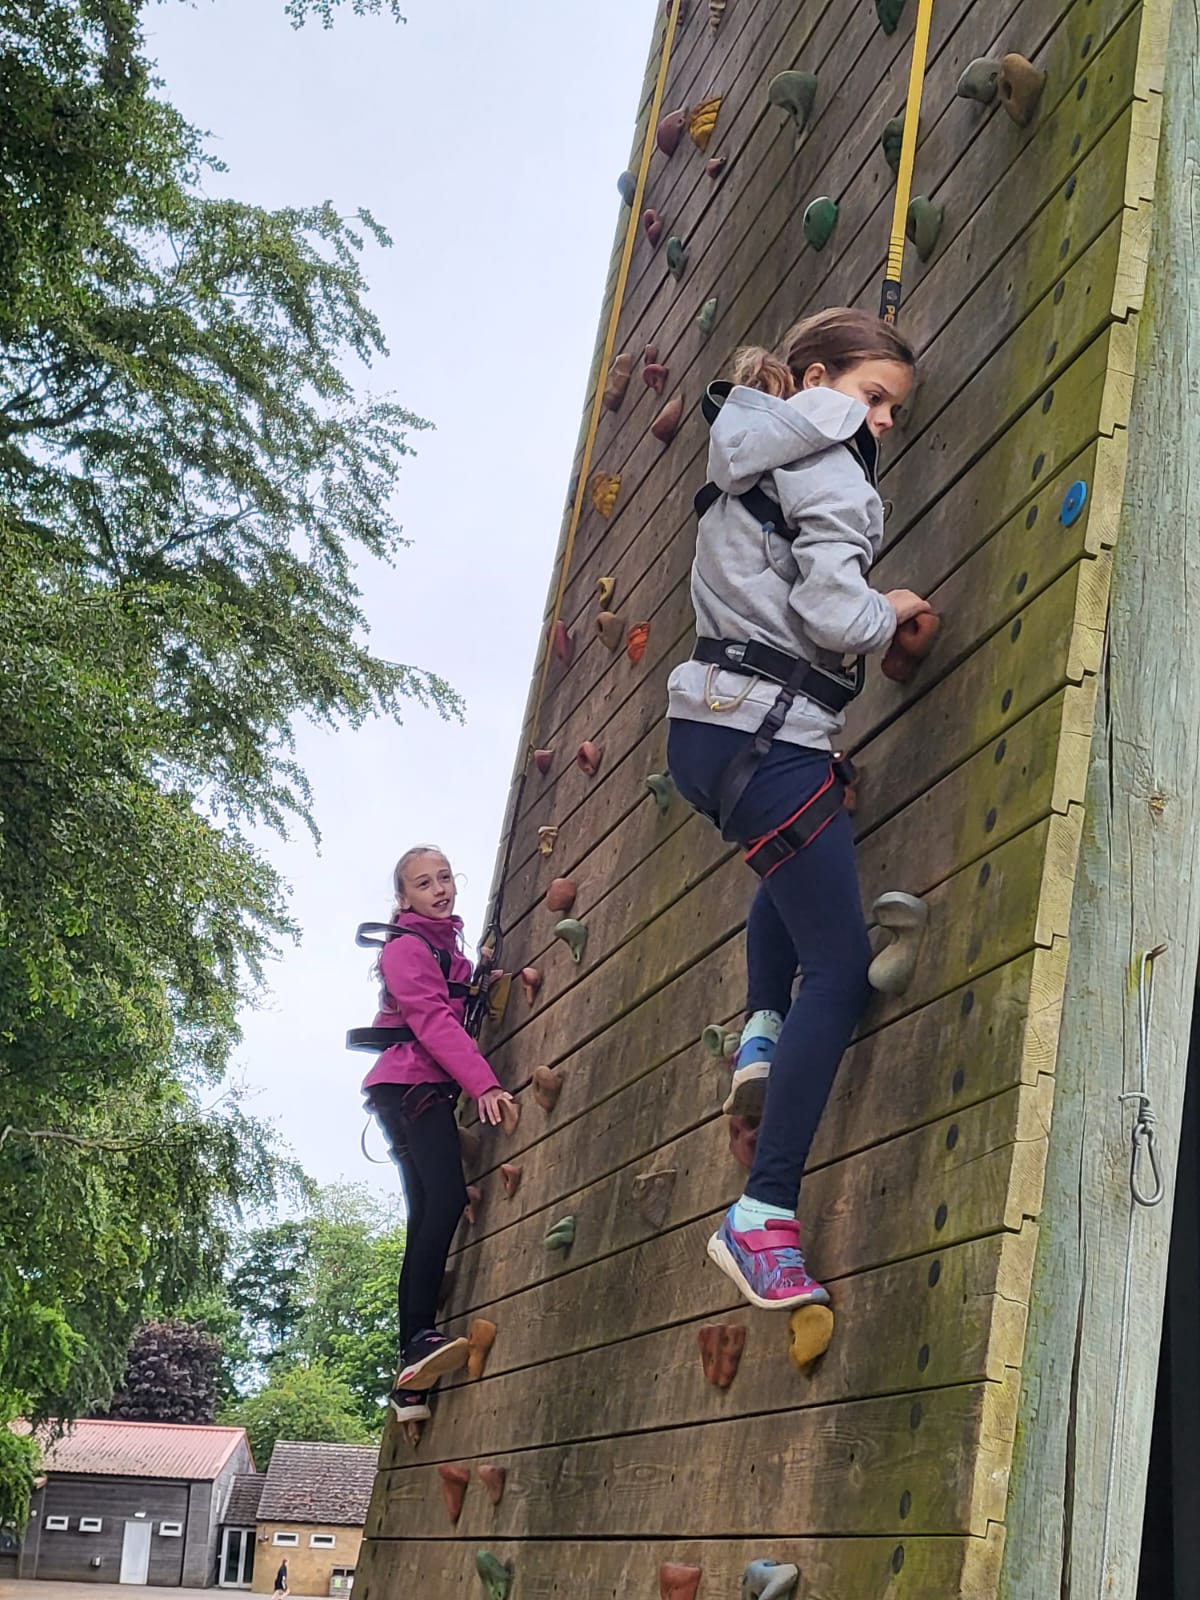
[{"left": 730, "top": 344, "right": 797, "bottom": 398}]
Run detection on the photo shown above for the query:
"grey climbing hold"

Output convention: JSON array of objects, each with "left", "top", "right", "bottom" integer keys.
[
  {"left": 867, "top": 891, "right": 930, "bottom": 996},
  {"left": 802, "top": 195, "right": 838, "bottom": 251},
  {"left": 696, "top": 296, "right": 719, "bottom": 337},
  {"left": 554, "top": 918, "right": 588, "bottom": 965},
  {"left": 666, "top": 236, "right": 689, "bottom": 279},
  {"left": 875, "top": 0, "right": 905, "bottom": 33},
  {"left": 956, "top": 57, "right": 1000, "bottom": 103},
  {"left": 881, "top": 114, "right": 905, "bottom": 176},
  {"left": 618, "top": 170, "right": 637, "bottom": 207},
  {"left": 742, "top": 1562, "right": 801, "bottom": 1600},
  {"left": 645, "top": 771, "right": 675, "bottom": 814},
  {"left": 768, "top": 70, "right": 818, "bottom": 138},
  {"left": 545, "top": 1215, "right": 576, "bottom": 1251},
  {"left": 906, "top": 195, "right": 943, "bottom": 262}
]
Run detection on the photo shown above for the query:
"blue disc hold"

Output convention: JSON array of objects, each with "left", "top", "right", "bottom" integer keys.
[{"left": 1060, "top": 479, "right": 1088, "bottom": 526}]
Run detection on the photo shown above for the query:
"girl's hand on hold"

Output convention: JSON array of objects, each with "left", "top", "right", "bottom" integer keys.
[
  {"left": 477, "top": 1087, "right": 515, "bottom": 1127},
  {"left": 481, "top": 968, "right": 505, "bottom": 993},
  {"left": 885, "top": 589, "right": 933, "bottom": 626}
]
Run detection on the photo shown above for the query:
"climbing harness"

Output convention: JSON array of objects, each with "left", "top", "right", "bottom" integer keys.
[
  {"left": 741, "top": 758, "right": 857, "bottom": 878},
  {"left": 879, "top": 0, "right": 936, "bottom": 322},
  {"left": 345, "top": 923, "right": 471, "bottom": 1054}
]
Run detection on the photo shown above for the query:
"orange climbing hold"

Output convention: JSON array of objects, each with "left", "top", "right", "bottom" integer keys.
[
  {"left": 698, "top": 1323, "right": 746, "bottom": 1389},
  {"left": 437, "top": 1464, "right": 471, "bottom": 1525},
  {"left": 500, "top": 1161, "right": 523, "bottom": 1198},
  {"left": 498, "top": 1098, "right": 520, "bottom": 1136},
  {"left": 589, "top": 471, "right": 621, "bottom": 519},
  {"left": 881, "top": 612, "right": 941, "bottom": 682},
  {"left": 546, "top": 877, "right": 578, "bottom": 914},
  {"left": 478, "top": 1465, "right": 507, "bottom": 1507},
  {"left": 467, "top": 1318, "right": 498, "bottom": 1380},
  {"left": 627, "top": 622, "right": 651, "bottom": 665},
  {"left": 660, "top": 1564, "right": 703, "bottom": 1600},
  {"left": 602, "top": 352, "right": 634, "bottom": 412},
  {"left": 652, "top": 393, "right": 684, "bottom": 444}
]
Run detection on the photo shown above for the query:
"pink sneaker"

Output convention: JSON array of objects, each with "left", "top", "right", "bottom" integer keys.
[{"left": 706, "top": 1208, "right": 830, "bottom": 1310}]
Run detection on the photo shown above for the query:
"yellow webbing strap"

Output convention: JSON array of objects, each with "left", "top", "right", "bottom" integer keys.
[{"left": 880, "top": 0, "right": 935, "bottom": 323}]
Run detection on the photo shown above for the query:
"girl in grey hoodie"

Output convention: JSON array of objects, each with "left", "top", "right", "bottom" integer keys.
[{"left": 666, "top": 307, "right": 931, "bottom": 1312}]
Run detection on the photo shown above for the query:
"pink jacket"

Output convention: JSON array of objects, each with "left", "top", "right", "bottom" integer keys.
[{"left": 359, "top": 912, "right": 500, "bottom": 1101}]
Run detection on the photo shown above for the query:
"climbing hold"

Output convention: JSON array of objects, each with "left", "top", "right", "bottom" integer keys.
[
  {"left": 533, "top": 749, "right": 554, "bottom": 776},
  {"left": 956, "top": 57, "right": 1000, "bottom": 103},
  {"left": 689, "top": 96, "right": 722, "bottom": 153},
  {"left": 881, "top": 612, "right": 941, "bottom": 683},
  {"left": 652, "top": 393, "right": 684, "bottom": 444},
  {"left": 787, "top": 1304, "right": 835, "bottom": 1371},
  {"left": 998, "top": 53, "right": 1046, "bottom": 127},
  {"left": 701, "top": 1022, "right": 739, "bottom": 1058},
  {"left": 660, "top": 1564, "right": 702, "bottom": 1600},
  {"left": 486, "top": 972, "right": 512, "bottom": 1027},
  {"left": 728, "top": 1113, "right": 760, "bottom": 1171},
  {"left": 554, "top": 918, "right": 589, "bottom": 965},
  {"left": 698, "top": 1323, "right": 746, "bottom": 1389},
  {"left": 643, "top": 358, "right": 669, "bottom": 395},
  {"left": 905, "top": 196, "right": 943, "bottom": 262},
  {"left": 867, "top": 891, "right": 930, "bottom": 996},
  {"left": 618, "top": 170, "right": 637, "bottom": 207},
  {"left": 475, "top": 1553, "right": 513, "bottom": 1600},
  {"left": 459, "top": 1126, "right": 482, "bottom": 1165},
  {"left": 645, "top": 771, "right": 674, "bottom": 814},
  {"left": 576, "top": 741, "right": 602, "bottom": 777},
  {"left": 643, "top": 340, "right": 659, "bottom": 364},
  {"left": 696, "top": 296, "right": 719, "bottom": 337},
  {"left": 708, "top": 0, "right": 725, "bottom": 32},
  {"left": 875, "top": 0, "right": 905, "bottom": 33},
  {"left": 1060, "top": 479, "right": 1088, "bottom": 527},
  {"left": 666, "top": 237, "right": 688, "bottom": 279},
  {"left": 602, "top": 353, "right": 635, "bottom": 412},
  {"left": 632, "top": 1168, "right": 677, "bottom": 1229},
  {"left": 532, "top": 1065, "right": 563, "bottom": 1111},
  {"left": 596, "top": 610, "right": 624, "bottom": 651},
  {"left": 643, "top": 208, "right": 665, "bottom": 246},
  {"left": 467, "top": 1318, "right": 498, "bottom": 1380},
  {"left": 545, "top": 877, "right": 577, "bottom": 914},
  {"left": 536, "top": 826, "right": 558, "bottom": 857},
  {"left": 464, "top": 1183, "right": 483, "bottom": 1225},
  {"left": 589, "top": 470, "right": 621, "bottom": 518},
  {"left": 478, "top": 1465, "right": 507, "bottom": 1507},
  {"left": 596, "top": 575, "right": 616, "bottom": 607},
  {"left": 550, "top": 620, "right": 572, "bottom": 665},
  {"left": 768, "top": 70, "right": 817, "bottom": 137},
  {"left": 802, "top": 196, "right": 838, "bottom": 251},
  {"left": 402, "top": 1419, "right": 423, "bottom": 1450},
  {"left": 881, "top": 114, "right": 905, "bottom": 175},
  {"left": 518, "top": 960, "right": 544, "bottom": 998},
  {"left": 437, "top": 1464, "right": 471, "bottom": 1526},
  {"left": 706, "top": 155, "right": 728, "bottom": 180},
  {"left": 627, "top": 622, "right": 651, "bottom": 666},
  {"left": 545, "top": 1215, "right": 577, "bottom": 1251},
  {"left": 499, "top": 1097, "right": 520, "bottom": 1137},
  {"left": 500, "top": 1161, "right": 523, "bottom": 1198},
  {"left": 656, "top": 108, "right": 688, "bottom": 157},
  {"left": 741, "top": 1562, "right": 800, "bottom": 1600}
]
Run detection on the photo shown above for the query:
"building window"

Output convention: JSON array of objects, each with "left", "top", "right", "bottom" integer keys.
[
  {"left": 78, "top": 1518, "right": 104, "bottom": 1534},
  {"left": 310, "top": 1534, "right": 337, "bottom": 1548},
  {"left": 44, "top": 1517, "right": 69, "bottom": 1532},
  {"left": 272, "top": 1533, "right": 300, "bottom": 1547},
  {"left": 330, "top": 1569, "right": 355, "bottom": 1592},
  {"left": 158, "top": 1522, "right": 183, "bottom": 1537}
]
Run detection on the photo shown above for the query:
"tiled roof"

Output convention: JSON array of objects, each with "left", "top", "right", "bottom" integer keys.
[
  {"left": 223, "top": 1472, "right": 267, "bottom": 1526},
  {"left": 33, "top": 1419, "right": 250, "bottom": 1481},
  {"left": 257, "top": 1441, "right": 377, "bottom": 1527}
]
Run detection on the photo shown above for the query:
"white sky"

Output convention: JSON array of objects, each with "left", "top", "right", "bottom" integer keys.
[{"left": 145, "top": 0, "right": 653, "bottom": 1193}]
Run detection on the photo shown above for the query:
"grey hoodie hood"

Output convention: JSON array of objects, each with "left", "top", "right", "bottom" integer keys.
[{"left": 667, "top": 383, "right": 895, "bottom": 752}]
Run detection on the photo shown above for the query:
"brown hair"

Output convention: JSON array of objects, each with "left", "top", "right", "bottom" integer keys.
[
  {"left": 731, "top": 306, "right": 915, "bottom": 399},
  {"left": 391, "top": 845, "right": 450, "bottom": 918}
]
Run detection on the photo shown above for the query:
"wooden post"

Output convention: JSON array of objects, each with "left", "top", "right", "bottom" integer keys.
[{"left": 1000, "top": 5, "right": 1200, "bottom": 1595}]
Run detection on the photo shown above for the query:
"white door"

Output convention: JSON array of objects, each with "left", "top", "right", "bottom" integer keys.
[{"left": 119, "top": 1520, "right": 152, "bottom": 1585}]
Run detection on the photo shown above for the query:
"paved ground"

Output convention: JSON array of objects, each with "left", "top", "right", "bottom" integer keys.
[{"left": 0, "top": 1585, "right": 213, "bottom": 1598}]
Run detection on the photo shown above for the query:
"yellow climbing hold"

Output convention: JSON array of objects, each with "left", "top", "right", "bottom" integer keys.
[
  {"left": 787, "top": 1304, "right": 834, "bottom": 1371},
  {"left": 589, "top": 471, "right": 621, "bottom": 519},
  {"left": 689, "top": 97, "right": 722, "bottom": 153}
]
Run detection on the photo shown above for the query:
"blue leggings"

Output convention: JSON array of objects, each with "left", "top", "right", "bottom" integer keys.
[{"left": 667, "top": 718, "right": 872, "bottom": 1211}]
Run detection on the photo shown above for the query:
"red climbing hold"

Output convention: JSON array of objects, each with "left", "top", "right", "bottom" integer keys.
[
  {"left": 643, "top": 208, "right": 664, "bottom": 246},
  {"left": 652, "top": 393, "right": 684, "bottom": 444},
  {"left": 656, "top": 108, "right": 688, "bottom": 157},
  {"left": 706, "top": 155, "right": 728, "bottom": 180},
  {"left": 643, "top": 361, "right": 669, "bottom": 395},
  {"left": 546, "top": 877, "right": 578, "bottom": 914},
  {"left": 881, "top": 612, "right": 941, "bottom": 682},
  {"left": 500, "top": 1162, "right": 523, "bottom": 1198},
  {"left": 626, "top": 622, "right": 651, "bottom": 665},
  {"left": 533, "top": 748, "right": 554, "bottom": 775},
  {"left": 660, "top": 1564, "right": 703, "bottom": 1600},
  {"left": 728, "top": 1114, "right": 760, "bottom": 1172},
  {"left": 698, "top": 1323, "right": 747, "bottom": 1389},
  {"left": 437, "top": 1464, "right": 471, "bottom": 1526},
  {"left": 550, "top": 620, "right": 572, "bottom": 665},
  {"left": 532, "top": 1065, "right": 563, "bottom": 1112},
  {"left": 520, "top": 967, "right": 542, "bottom": 1005},
  {"left": 576, "top": 741, "right": 602, "bottom": 777},
  {"left": 464, "top": 1184, "right": 483, "bottom": 1225},
  {"left": 478, "top": 1465, "right": 507, "bottom": 1507}
]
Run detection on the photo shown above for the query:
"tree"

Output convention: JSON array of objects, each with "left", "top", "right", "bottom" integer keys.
[
  {"left": 228, "top": 1222, "right": 314, "bottom": 1371},
  {"left": 223, "top": 1363, "right": 372, "bottom": 1469},
  {"left": 100, "top": 1320, "right": 221, "bottom": 1426}
]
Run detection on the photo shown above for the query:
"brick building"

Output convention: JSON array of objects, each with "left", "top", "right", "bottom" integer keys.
[{"left": 251, "top": 1442, "right": 376, "bottom": 1597}]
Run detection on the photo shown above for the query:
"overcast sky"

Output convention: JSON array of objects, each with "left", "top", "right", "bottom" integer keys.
[{"left": 145, "top": 0, "right": 652, "bottom": 1195}]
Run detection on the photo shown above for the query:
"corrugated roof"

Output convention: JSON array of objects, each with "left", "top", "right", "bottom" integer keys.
[
  {"left": 36, "top": 1418, "right": 250, "bottom": 1481},
  {"left": 258, "top": 1442, "right": 377, "bottom": 1527},
  {"left": 223, "top": 1472, "right": 267, "bottom": 1526}
]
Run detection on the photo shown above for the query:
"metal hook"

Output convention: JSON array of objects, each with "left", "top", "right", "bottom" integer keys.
[{"left": 1121, "top": 944, "right": 1168, "bottom": 1207}]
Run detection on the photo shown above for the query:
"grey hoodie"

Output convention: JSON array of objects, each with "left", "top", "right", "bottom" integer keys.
[{"left": 667, "top": 383, "right": 896, "bottom": 751}]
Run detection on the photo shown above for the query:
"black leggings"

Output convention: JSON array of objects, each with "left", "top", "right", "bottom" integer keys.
[{"left": 368, "top": 1083, "right": 467, "bottom": 1352}]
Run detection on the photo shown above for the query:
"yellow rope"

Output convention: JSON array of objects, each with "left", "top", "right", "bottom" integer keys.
[{"left": 880, "top": 0, "right": 935, "bottom": 322}]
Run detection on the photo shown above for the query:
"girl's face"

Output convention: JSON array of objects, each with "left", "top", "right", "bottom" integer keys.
[
  {"left": 802, "top": 357, "right": 914, "bottom": 438},
  {"left": 399, "top": 852, "right": 457, "bottom": 919}
]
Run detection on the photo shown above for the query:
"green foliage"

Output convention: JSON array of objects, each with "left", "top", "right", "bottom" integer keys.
[
  {"left": 285, "top": 0, "right": 406, "bottom": 24},
  {"left": 229, "top": 1221, "right": 314, "bottom": 1370},
  {"left": 222, "top": 1362, "right": 372, "bottom": 1469}
]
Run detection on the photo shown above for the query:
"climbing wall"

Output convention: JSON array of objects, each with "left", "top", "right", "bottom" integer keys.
[{"left": 356, "top": 0, "right": 1167, "bottom": 1594}]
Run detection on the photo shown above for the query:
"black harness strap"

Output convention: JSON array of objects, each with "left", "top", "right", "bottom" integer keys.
[
  {"left": 346, "top": 925, "right": 470, "bottom": 1054},
  {"left": 742, "top": 757, "right": 857, "bottom": 878}
]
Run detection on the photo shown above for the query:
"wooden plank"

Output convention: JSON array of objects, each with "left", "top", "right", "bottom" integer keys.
[
  {"left": 369, "top": 1374, "right": 1019, "bottom": 1540},
  {"left": 355, "top": 1530, "right": 1007, "bottom": 1600}
]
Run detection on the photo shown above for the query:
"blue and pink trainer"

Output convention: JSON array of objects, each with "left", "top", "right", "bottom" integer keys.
[{"left": 706, "top": 1208, "right": 831, "bottom": 1310}]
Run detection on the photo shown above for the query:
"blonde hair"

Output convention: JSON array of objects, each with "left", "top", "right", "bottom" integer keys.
[
  {"left": 391, "top": 845, "right": 450, "bottom": 918},
  {"left": 731, "top": 306, "right": 915, "bottom": 399}
]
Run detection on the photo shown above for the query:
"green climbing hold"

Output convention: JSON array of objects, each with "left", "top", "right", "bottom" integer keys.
[
  {"left": 881, "top": 114, "right": 905, "bottom": 176},
  {"left": 767, "top": 70, "right": 818, "bottom": 137},
  {"left": 554, "top": 918, "right": 588, "bottom": 964},
  {"left": 905, "top": 196, "right": 943, "bottom": 262},
  {"left": 802, "top": 196, "right": 838, "bottom": 251},
  {"left": 956, "top": 57, "right": 1000, "bottom": 104},
  {"left": 696, "top": 297, "right": 719, "bottom": 337},
  {"left": 545, "top": 1216, "right": 577, "bottom": 1251},
  {"left": 875, "top": 0, "right": 906, "bottom": 33},
  {"left": 476, "top": 1553, "right": 513, "bottom": 1600},
  {"left": 666, "top": 236, "right": 688, "bottom": 279},
  {"left": 701, "top": 1023, "right": 739, "bottom": 1058},
  {"left": 645, "top": 771, "right": 676, "bottom": 814}
]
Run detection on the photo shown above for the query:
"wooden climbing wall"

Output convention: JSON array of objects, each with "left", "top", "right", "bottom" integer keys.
[{"left": 355, "top": 0, "right": 1170, "bottom": 1594}]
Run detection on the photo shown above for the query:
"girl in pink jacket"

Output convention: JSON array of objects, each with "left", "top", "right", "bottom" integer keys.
[{"left": 360, "top": 845, "right": 512, "bottom": 1423}]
